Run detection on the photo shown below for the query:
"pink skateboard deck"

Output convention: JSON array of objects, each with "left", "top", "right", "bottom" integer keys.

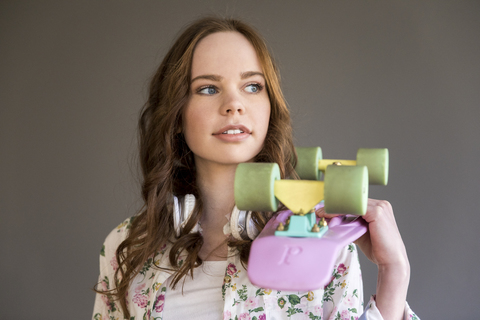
[{"left": 248, "top": 208, "right": 367, "bottom": 291}]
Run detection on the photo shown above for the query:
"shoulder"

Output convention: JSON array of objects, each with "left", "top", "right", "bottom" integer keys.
[
  {"left": 93, "top": 217, "right": 137, "bottom": 319},
  {"left": 100, "top": 216, "right": 136, "bottom": 261}
]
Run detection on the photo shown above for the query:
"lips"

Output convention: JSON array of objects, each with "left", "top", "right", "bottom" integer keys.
[
  {"left": 212, "top": 124, "right": 251, "bottom": 142},
  {"left": 213, "top": 125, "right": 251, "bottom": 135}
]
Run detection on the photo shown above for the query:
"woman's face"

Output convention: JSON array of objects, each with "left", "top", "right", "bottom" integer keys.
[{"left": 182, "top": 31, "right": 271, "bottom": 169}]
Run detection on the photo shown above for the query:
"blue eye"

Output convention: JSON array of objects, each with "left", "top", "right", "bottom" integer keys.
[
  {"left": 198, "top": 86, "right": 217, "bottom": 95},
  {"left": 245, "top": 84, "right": 262, "bottom": 93}
]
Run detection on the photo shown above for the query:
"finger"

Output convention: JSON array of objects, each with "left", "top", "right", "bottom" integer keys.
[
  {"left": 314, "top": 206, "right": 342, "bottom": 219},
  {"left": 361, "top": 199, "right": 395, "bottom": 224}
]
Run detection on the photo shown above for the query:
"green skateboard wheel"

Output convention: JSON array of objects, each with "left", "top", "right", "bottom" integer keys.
[
  {"left": 295, "top": 147, "right": 322, "bottom": 180},
  {"left": 356, "top": 148, "right": 389, "bottom": 185},
  {"left": 324, "top": 165, "right": 368, "bottom": 215},
  {"left": 235, "top": 163, "right": 281, "bottom": 212}
]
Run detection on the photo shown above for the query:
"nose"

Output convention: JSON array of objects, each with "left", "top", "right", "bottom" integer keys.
[{"left": 220, "top": 90, "right": 245, "bottom": 115}]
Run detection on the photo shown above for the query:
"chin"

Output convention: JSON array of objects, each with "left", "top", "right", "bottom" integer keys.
[
  {"left": 213, "top": 151, "right": 259, "bottom": 166},
  {"left": 194, "top": 146, "right": 263, "bottom": 167},
  {"left": 219, "top": 156, "right": 257, "bottom": 165}
]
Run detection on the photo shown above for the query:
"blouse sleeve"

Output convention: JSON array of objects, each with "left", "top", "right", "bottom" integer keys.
[
  {"left": 92, "top": 218, "right": 132, "bottom": 320},
  {"left": 360, "top": 296, "right": 421, "bottom": 320}
]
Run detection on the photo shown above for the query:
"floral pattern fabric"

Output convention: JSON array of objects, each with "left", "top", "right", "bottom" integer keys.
[{"left": 92, "top": 217, "right": 420, "bottom": 320}]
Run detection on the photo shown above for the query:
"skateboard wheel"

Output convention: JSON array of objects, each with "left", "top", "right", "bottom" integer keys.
[
  {"left": 295, "top": 147, "right": 322, "bottom": 180},
  {"left": 357, "top": 148, "right": 389, "bottom": 185},
  {"left": 235, "top": 163, "right": 281, "bottom": 212},
  {"left": 324, "top": 165, "right": 368, "bottom": 215}
]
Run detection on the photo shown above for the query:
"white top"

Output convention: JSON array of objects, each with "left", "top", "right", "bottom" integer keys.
[{"left": 161, "top": 260, "right": 228, "bottom": 319}]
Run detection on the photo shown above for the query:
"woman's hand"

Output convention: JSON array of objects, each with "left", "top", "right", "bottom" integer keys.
[
  {"left": 353, "top": 199, "right": 409, "bottom": 268},
  {"left": 316, "top": 199, "right": 410, "bottom": 320},
  {"left": 315, "top": 199, "right": 409, "bottom": 269}
]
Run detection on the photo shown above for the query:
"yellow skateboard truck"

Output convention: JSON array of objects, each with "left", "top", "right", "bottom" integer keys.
[{"left": 235, "top": 162, "right": 369, "bottom": 238}]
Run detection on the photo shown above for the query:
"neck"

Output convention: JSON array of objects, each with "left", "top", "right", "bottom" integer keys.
[
  {"left": 195, "top": 160, "right": 237, "bottom": 226},
  {"left": 194, "top": 159, "right": 238, "bottom": 261},
  {"left": 196, "top": 161, "right": 237, "bottom": 229}
]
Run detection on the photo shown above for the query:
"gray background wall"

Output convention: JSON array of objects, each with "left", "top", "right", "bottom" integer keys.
[{"left": 1, "top": 1, "right": 478, "bottom": 319}]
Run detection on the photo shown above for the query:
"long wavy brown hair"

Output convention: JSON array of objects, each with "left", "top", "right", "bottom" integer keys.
[{"left": 102, "top": 17, "right": 296, "bottom": 317}]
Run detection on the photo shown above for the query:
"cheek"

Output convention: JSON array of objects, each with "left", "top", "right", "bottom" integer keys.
[
  {"left": 182, "top": 98, "right": 209, "bottom": 134},
  {"left": 182, "top": 105, "right": 211, "bottom": 151},
  {"left": 259, "top": 104, "right": 271, "bottom": 139},
  {"left": 183, "top": 100, "right": 201, "bottom": 131},
  {"left": 181, "top": 107, "right": 199, "bottom": 147}
]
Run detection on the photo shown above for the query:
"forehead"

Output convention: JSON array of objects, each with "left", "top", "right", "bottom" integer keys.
[{"left": 191, "top": 31, "right": 263, "bottom": 77}]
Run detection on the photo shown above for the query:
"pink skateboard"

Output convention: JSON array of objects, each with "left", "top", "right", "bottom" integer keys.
[{"left": 247, "top": 207, "right": 367, "bottom": 291}]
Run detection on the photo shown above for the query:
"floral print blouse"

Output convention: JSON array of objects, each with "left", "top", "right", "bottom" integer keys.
[{"left": 92, "top": 217, "right": 420, "bottom": 320}]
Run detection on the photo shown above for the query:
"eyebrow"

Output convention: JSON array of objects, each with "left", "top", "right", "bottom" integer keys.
[
  {"left": 190, "top": 71, "right": 265, "bottom": 84},
  {"left": 191, "top": 74, "right": 223, "bottom": 83},
  {"left": 241, "top": 71, "right": 265, "bottom": 79}
]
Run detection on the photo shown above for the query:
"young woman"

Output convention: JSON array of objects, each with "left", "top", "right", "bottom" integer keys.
[{"left": 93, "top": 17, "right": 419, "bottom": 320}]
